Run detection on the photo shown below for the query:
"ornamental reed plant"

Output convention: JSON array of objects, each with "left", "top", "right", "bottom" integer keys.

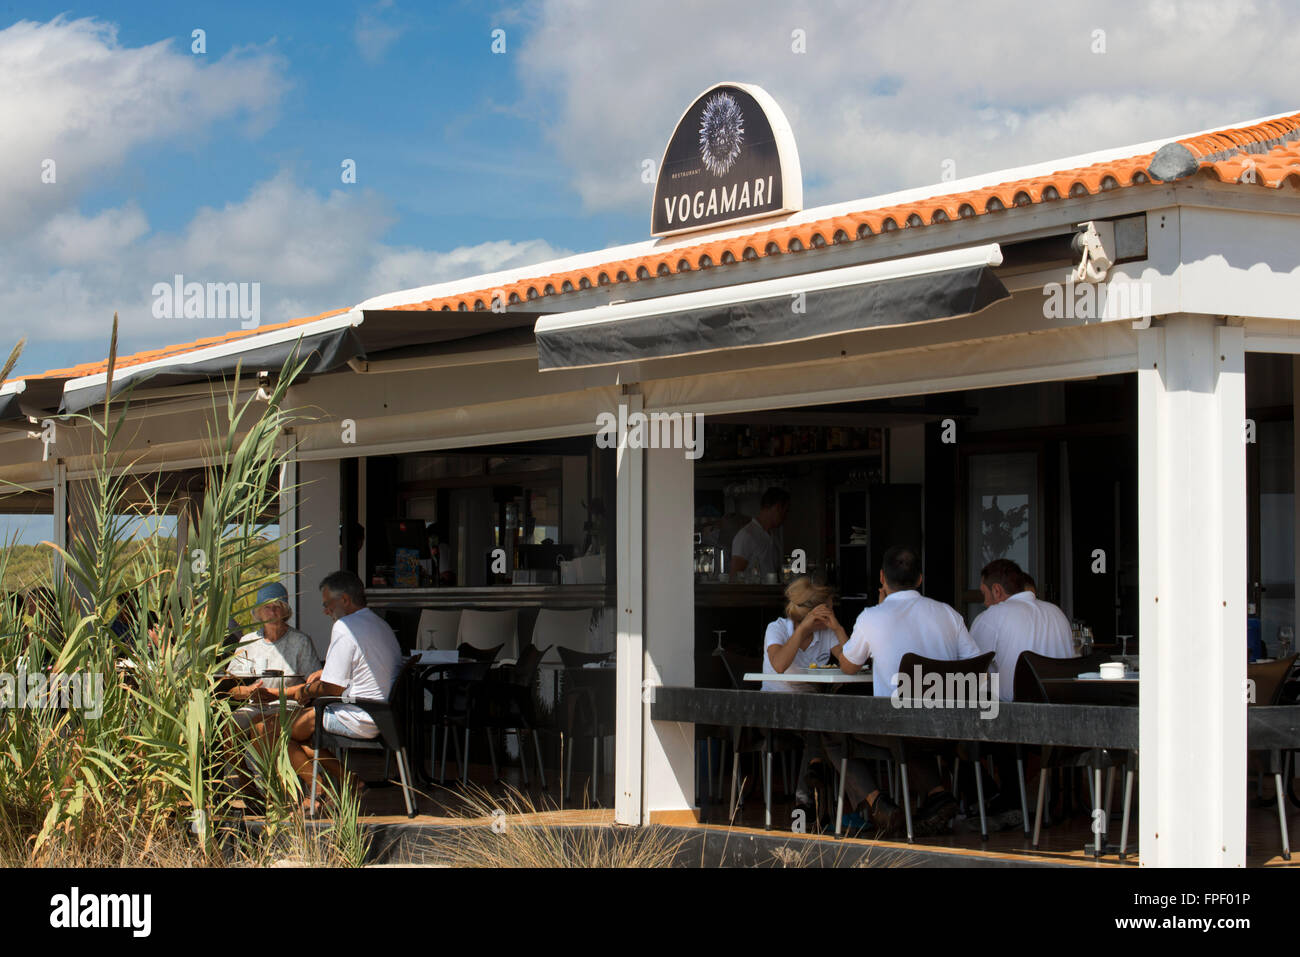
[{"left": 0, "top": 316, "right": 316, "bottom": 864}]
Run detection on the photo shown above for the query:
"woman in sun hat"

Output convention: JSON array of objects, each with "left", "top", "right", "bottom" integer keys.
[{"left": 227, "top": 582, "right": 322, "bottom": 730}]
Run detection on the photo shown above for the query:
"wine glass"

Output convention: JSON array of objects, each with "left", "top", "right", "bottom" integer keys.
[{"left": 1280, "top": 625, "right": 1294, "bottom": 660}]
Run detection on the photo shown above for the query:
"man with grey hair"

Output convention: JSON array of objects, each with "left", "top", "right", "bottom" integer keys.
[{"left": 252, "top": 570, "right": 401, "bottom": 810}]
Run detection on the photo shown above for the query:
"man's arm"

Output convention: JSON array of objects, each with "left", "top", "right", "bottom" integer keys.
[
  {"left": 833, "top": 614, "right": 869, "bottom": 675},
  {"left": 832, "top": 644, "right": 864, "bottom": 674},
  {"left": 287, "top": 677, "right": 345, "bottom": 705}
]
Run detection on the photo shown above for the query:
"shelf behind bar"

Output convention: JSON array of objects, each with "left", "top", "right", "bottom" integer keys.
[
  {"left": 696, "top": 447, "right": 882, "bottom": 473},
  {"left": 366, "top": 584, "right": 609, "bottom": 610}
]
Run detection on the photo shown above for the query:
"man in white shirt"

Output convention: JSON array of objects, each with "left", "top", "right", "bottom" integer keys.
[
  {"left": 971, "top": 559, "right": 1074, "bottom": 702},
  {"left": 830, "top": 546, "right": 981, "bottom": 835},
  {"left": 730, "top": 487, "right": 789, "bottom": 578},
  {"left": 971, "top": 559, "right": 1074, "bottom": 826},
  {"left": 252, "top": 570, "right": 402, "bottom": 808}
]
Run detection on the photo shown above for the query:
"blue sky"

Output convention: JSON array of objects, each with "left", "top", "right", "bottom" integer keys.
[
  {"left": 1, "top": 0, "right": 1299, "bottom": 545},
  {"left": 6, "top": 1, "right": 1300, "bottom": 378}
]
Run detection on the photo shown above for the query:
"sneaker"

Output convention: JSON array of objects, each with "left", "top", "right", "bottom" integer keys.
[
  {"left": 839, "top": 810, "right": 869, "bottom": 832},
  {"left": 867, "top": 794, "right": 906, "bottom": 834}
]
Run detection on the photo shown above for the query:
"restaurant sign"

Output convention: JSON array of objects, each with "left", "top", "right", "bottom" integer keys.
[{"left": 651, "top": 82, "right": 802, "bottom": 238}]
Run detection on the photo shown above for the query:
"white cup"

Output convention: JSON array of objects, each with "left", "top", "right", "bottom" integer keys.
[{"left": 1099, "top": 662, "right": 1125, "bottom": 680}]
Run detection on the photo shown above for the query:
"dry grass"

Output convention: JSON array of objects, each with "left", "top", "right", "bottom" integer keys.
[{"left": 412, "top": 783, "right": 688, "bottom": 868}]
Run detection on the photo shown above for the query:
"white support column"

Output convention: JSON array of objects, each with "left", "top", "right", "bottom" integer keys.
[
  {"left": 51, "top": 461, "right": 67, "bottom": 580},
  {"left": 295, "top": 458, "right": 340, "bottom": 657},
  {"left": 1292, "top": 357, "right": 1300, "bottom": 635},
  {"left": 1138, "top": 316, "right": 1247, "bottom": 866},
  {"left": 640, "top": 427, "right": 697, "bottom": 824},
  {"left": 614, "top": 391, "right": 645, "bottom": 825},
  {"left": 279, "top": 458, "right": 299, "bottom": 622}
]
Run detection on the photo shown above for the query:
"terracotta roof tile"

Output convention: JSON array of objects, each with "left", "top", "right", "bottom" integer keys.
[
  {"left": 14, "top": 307, "right": 352, "bottom": 384},
  {"left": 13, "top": 111, "right": 1300, "bottom": 388}
]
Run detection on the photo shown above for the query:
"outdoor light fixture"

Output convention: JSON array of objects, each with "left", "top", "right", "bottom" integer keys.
[
  {"left": 1071, "top": 220, "right": 1115, "bottom": 283},
  {"left": 256, "top": 370, "right": 275, "bottom": 401}
]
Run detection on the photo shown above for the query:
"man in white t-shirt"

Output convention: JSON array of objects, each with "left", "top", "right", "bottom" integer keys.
[
  {"left": 730, "top": 487, "right": 790, "bottom": 578},
  {"left": 971, "top": 559, "right": 1074, "bottom": 826},
  {"left": 831, "top": 546, "right": 981, "bottom": 835},
  {"left": 253, "top": 570, "right": 402, "bottom": 806},
  {"left": 971, "top": 559, "right": 1074, "bottom": 702}
]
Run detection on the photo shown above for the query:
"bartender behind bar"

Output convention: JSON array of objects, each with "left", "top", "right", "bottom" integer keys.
[{"left": 730, "top": 487, "right": 790, "bottom": 577}]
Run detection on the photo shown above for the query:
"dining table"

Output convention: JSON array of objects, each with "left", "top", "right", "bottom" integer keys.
[{"left": 741, "top": 665, "right": 874, "bottom": 686}]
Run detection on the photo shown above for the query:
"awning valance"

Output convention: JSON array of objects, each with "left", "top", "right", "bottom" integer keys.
[
  {"left": 534, "top": 243, "right": 1009, "bottom": 372},
  {"left": 57, "top": 308, "right": 539, "bottom": 414}
]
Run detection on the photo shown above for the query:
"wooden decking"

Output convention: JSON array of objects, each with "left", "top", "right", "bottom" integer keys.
[{"left": 331, "top": 752, "right": 1298, "bottom": 867}]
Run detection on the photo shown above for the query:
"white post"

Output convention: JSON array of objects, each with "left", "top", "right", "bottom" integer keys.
[
  {"left": 51, "top": 461, "right": 67, "bottom": 581},
  {"left": 614, "top": 391, "right": 644, "bottom": 825},
  {"left": 1138, "top": 316, "right": 1247, "bottom": 866},
  {"left": 279, "top": 458, "right": 298, "bottom": 622},
  {"left": 1292, "top": 357, "right": 1300, "bottom": 637},
  {"left": 640, "top": 428, "right": 697, "bottom": 824}
]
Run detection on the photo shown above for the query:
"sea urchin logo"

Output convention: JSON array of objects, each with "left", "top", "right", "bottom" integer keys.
[{"left": 698, "top": 93, "right": 744, "bottom": 177}]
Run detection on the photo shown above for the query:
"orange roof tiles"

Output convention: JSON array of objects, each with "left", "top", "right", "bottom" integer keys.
[
  {"left": 17, "top": 308, "right": 352, "bottom": 383},
  {"left": 386, "top": 111, "right": 1300, "bottom": 316},
  {"left": 13, "top": 111, "right": 1300, "bottom": 388}
]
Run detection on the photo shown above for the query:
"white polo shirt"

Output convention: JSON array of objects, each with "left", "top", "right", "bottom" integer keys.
[
  {"left": 761, "top": 617, "right": 840, "bottom": 693},
  {"left": 731, "top": 519, "right": 778, "bottom": 576},
  {"left": 841, "top": 590, "right": 980, "bottom": 697},
  {"left": 971, "top": 591, "right": 1075, "bottom": 701},
  {"left": 320, "top": 607, "right": 403, "bottom": 738}
]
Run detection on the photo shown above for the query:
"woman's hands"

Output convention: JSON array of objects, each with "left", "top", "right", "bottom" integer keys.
[{"left": 799, "top": 604, "right": 845, "bottom": 640}]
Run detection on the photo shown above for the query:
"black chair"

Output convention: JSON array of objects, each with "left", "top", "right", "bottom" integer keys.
[
  {"left": 426, "top": 660, "right": 495, "bottom": 785},
  {"left": 309, "top": 655, "right": 422, "bottom": 819},
  {"left": 1012, "top": 650, "right": 1106, "bottom": 841},
  {"left": 1034, "top": 668, "right": 1138, "bottom": 859},
  {"left": 716, "top": 649, "right": 803, "bottom": 829},
  {"left": 557, "top": 648, "right": 615, "bottom": 802},
  {"left": 1249, "top": 653, "right": 1297, "bottom": 861},
  {"left": 458, "top": 642, "right": 503, "bottom": 664},
  {"left": 894, "top": 650, "right": 996, "bottom": 842},
  {"left": 479, "top": 642, "right": 552, "bottom": 788}
]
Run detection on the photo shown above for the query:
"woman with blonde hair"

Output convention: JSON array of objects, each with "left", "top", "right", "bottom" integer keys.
[{"left": 761, "top": 576, "right": 846, "bottom": 692}]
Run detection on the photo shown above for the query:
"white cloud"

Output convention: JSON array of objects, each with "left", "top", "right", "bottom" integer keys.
[
  {"left": 515, "top": 0, "right": 1300, "bottom": 212},
  {"left": 0, "top": 16, "right": 287, "bottom": 234},
  {"left": 365, "top": 239, "right": 572, "bottom": 294},
  {"left": 0, "top": 169, "right": 569, "bottom": 356},
  {"left": 355, "top": 0, "right": 402, "bottom": 64}
]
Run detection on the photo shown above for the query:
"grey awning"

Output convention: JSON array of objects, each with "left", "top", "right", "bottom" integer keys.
[
  {"left": 534, "top": 244, "right": 1008, "bottom": 371},
  {"left": 58, "top": 308, "right": 538, "bottom": 413}
]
